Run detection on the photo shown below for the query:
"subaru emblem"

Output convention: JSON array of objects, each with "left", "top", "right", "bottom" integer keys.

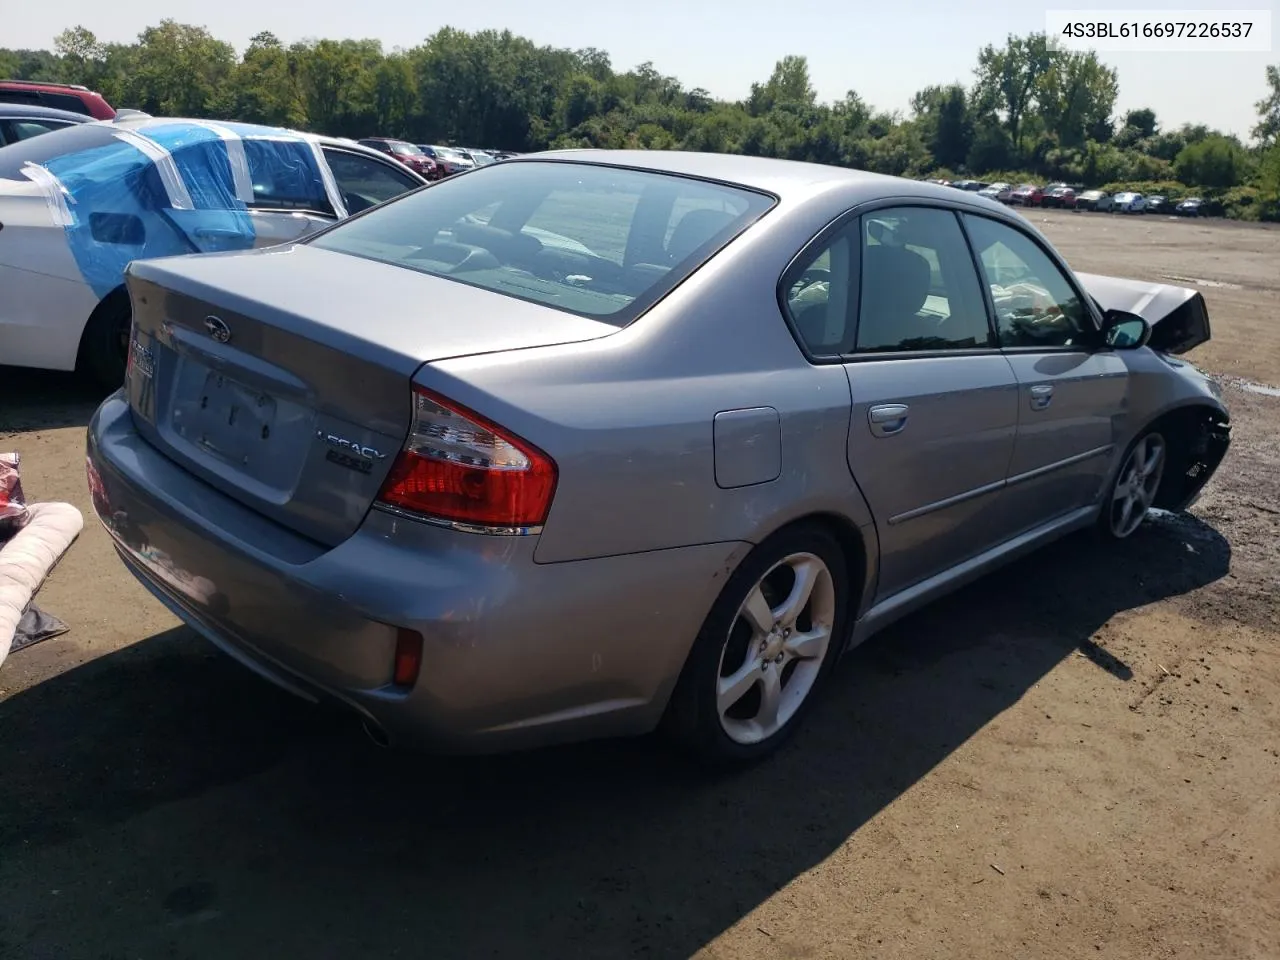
[{"left": 204, "top": 316, "right": 231, "bottom": 344}]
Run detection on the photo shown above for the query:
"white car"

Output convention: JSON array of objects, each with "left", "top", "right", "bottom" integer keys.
[
  {"left": 1112, "top": 191, "right": 1146, "bottom": 214},
  {"left": 978, "top": 182, "right": 1013, "bottom": 203},
  {"left": 0, "top": 116, "right": 427, "bottom": 386}
]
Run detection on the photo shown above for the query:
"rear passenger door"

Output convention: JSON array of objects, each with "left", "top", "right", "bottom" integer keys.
[
  {"left": 787, "top": 205, "right": 1021, "bottom": 601},
  {"left": 961, "top": 213, "right": 1128, "bottom": 535}
]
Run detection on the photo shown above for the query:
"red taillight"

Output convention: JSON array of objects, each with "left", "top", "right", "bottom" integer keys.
[{"left": 376, "top": 387, "right": 557, "bottom": 531}]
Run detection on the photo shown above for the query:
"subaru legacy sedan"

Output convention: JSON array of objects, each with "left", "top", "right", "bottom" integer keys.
[{"left": 86, "top": 152, "right": 1230, "bottom": 763}]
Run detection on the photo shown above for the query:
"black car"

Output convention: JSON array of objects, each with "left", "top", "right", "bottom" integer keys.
[
  {"left": 0, "top": 101, "right": 93, "bottom": 146},
  {"left": 1144, "top": 195, "right": 1169, "bottom": 214},
  {"left": 1175, "top": 198, "right": 1204, "bottom": 217}
]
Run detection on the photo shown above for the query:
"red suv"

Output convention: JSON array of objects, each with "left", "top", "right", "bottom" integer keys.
[
  {"left": 356, "top": 138, "right": 443, "bottom": 180},
  {"left": 0, "top": 80, "right": 116, "bottom": 120}
]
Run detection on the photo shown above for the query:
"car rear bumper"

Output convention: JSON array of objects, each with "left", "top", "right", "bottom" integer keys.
[{"left": 87, "top": 392, "right": 746, "bottom": 753}]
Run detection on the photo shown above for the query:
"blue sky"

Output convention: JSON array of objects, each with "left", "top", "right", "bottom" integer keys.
[{"left": 9, "top": 0, "right": 1276, "bottom": 138}]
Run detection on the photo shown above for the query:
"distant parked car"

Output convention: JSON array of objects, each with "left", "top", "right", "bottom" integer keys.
[
  {"left": 1, "top": 117, "right": 427, "bottom": 386},
  {"left": 1175, "top": 198, "right": 1203, "bottom": 217},
  {"left": 1076, "top": 190, "right": 1113, "bottom": 212},
  {"left": 1010, "top": 183, "right": 1043, "bottom": 206},
  {"left": 421, "top": 145, "right": 474, "bottom": 175},
  {"left": 457, "top": 148, "right": 497, "bottom": 167},
  {"left": 1112, "top": 192, "right": 1146, "bottom": 214},
  {"left": 951, "top": 179, "right": 988, "bottom": 192},
  {"left": 0, "top": 79, "right": 116, "bottom": 120},
  {"left": 357, "top": 138, "right": 442, "bottom": 180},
  {"left": 1145, "top": 195, "right": 1170, "bottom": 214},
  {"left": 0, "top": 101, "right": 92, "bottom": 145},
  {"left": 978, "top": 182, "right": 1013, "bottom": 202},
  {"left": 1041, "top": 185, "right": 1077, "bottom": 209}
]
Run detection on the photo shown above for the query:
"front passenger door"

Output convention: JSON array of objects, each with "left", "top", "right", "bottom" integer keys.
[{"left": 962, "top": 213, "right": 1129, "bottom": 535}]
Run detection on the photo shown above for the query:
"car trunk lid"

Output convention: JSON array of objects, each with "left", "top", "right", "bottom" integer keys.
[{"left": 124, "top": 244, "right": 619, "bottom": 546}]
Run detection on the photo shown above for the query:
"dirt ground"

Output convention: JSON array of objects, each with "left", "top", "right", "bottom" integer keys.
[{"left": 0, "top": 209, "right": 1277, "bottom": 960}]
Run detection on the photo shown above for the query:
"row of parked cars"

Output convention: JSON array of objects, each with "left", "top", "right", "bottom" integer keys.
[
  {"left": 924, "top": 177, "right": 1207, "bottom": 217},
  {"left": 355, "top": 138, "right": 519, "bottom": 180},
  {"left": 0, "top": 78, "right": 519, "bottom": 178}
]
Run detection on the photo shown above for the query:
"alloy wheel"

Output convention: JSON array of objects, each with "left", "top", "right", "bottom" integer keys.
[
  {"left": 1109, "top": 433, "right": 1166, "bottom": 538},
  {"left": 715, "top": 552, "right": 836, "bottom": 745}
]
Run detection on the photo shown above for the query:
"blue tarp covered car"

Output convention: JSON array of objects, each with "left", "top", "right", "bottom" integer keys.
[{"left": 0, "top": 116, "right": 427, "bottom": 385}]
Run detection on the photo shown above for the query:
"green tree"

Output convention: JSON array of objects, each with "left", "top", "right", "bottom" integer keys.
[
  {"left": 53, "top": 26, "right": 104, "bottom": 86},
  {"left": 1173, "top": 135, "right": 1252, "bottom": 188},
  {"left": 1254, "top": 64, "right": 1280, "bottom": 146},
  {"left": 1036, "top": 49, "right": 1118, "bottom": 148},
  {"left": 747, "top": 55, "right": 816, "bottom": 116},
  {"left": 973, "top": 33, "right": 1052, "bottom": 153},
  {"left": 122, "top": 20, "right": 236, "bottom": 117},
  {"left": 913, "top": 83, "right": 972, "bottom": 169}
]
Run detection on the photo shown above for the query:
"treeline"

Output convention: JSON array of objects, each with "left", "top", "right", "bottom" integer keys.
[{"left": 4, "top": 22, "right": 1280, "bottom": 219}]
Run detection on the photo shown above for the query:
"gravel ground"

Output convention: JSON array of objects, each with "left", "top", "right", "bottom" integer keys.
[{"left": 0, "top": 208, "right": 1276, "bottom": 960}]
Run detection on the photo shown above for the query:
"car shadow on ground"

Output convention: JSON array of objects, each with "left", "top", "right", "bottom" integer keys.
[
  {"left": 0, "top": 367, "right": 106, "bottom": 434},
  {"left": 0, "top": 513, "right": 1229, "bottom": 958}
]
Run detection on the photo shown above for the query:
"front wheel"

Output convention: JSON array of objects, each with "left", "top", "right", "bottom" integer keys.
[
  {"left": 663, "top": 525, "right": 850, "bottom": 764},
  {"left": 1099, "top": 431, "right": 1167, "bottom": 539}
]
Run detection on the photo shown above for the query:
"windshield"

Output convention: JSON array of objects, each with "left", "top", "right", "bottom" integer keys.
[
  {"left": 310, "top": 160, "right": 774, "bottom": 325},
  {"left": 390, "top": 142, "right": 424, "bottom": 157}
]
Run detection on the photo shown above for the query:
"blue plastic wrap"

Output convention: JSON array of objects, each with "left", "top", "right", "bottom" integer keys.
[{"left": 27, "top": 120, "right": 334, "bottom": 299}]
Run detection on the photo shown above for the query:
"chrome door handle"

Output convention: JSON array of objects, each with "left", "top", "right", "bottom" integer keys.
[
  {"left": 868, "top": 403, "right": 909, "bottom": 437},
  {"left": 1029, "top": 384, "right": 1054, "bottom": 411}
]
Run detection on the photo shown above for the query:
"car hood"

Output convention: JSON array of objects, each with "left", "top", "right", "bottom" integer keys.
[{"left": 1076, "top": 272, "right": 1212, "bottom": 355}]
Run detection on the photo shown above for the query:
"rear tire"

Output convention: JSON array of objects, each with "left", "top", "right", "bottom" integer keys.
[
  {"left": 663, "top": 524, "right": 850, "bottom": 765},
  {"left": 77, "top": 294, "right": 131, "bottom": 392}
]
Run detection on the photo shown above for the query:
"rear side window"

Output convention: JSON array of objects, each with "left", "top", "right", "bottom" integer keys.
[
  {"left": 310, "top": 160, "right": 774, "bottom": 325},
  {"left": 0, "top": 90, "right": 41, "bottom": 106},
  {"left": 855, "top": 207, "right": 993, "bottom": 353},
  {"left": 2, "top": 119, "right": 77, "bottom": 143},
  {"left": 242, "top": 139, "right": 331, "bottom": 213},
  {"left": 0, "top": 122, "right": 119, "bottom": 180},
  {"left": 41, "top": 92, "right": 91, "bottom": 115}
]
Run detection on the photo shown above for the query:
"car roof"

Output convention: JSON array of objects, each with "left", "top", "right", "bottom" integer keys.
[
  {"left": 516, "top": 149, "right": 965, "bottom": 205},
  {"left": 108, "top": 116, "right": 412, "bottom": 162},
  {"left": 0, "top": 102, "right": 94, "bottom": 124}
]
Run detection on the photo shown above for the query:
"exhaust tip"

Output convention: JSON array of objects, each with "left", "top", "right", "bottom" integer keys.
[{"left": 362, "top": 719, "right": 391, "bottom": 749}]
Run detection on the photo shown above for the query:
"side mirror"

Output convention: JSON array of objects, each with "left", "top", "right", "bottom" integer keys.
[
  {"left": 89, "top": 212, "right": 145, "bottom": 245},
  {"left": 1101, "top": 309, "right": 1151, "bottom": 349}
]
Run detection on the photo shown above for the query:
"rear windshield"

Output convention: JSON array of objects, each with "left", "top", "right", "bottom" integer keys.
[
  {"left": 309, "top": 160, "right": 774, "bottom": 324},
  {"left": 390, "top": 142, "right": 422, "bottom": 156}
]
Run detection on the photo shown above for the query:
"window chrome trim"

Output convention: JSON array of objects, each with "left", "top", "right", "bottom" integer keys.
[{"left": 373, "top": 502, "right": 543, "bottom": 537}]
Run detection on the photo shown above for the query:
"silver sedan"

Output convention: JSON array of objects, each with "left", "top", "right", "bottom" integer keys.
[{"left": 86, "top": 151, "right": 1231, "bottom": 762}]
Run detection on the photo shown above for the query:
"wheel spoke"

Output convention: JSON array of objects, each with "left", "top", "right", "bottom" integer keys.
[
  {"left": 757, "top": 667, "right": 782, "bottom": 731},
  {"left": 717, "top": 659, "right": 761, "bottom": 714},
  {"left": 784, "top": 624, "right": 830, "bottom": 662},
  {"left": 1142, "top": 443, "right": 1163, "bottom": 476},
  {"left": 740, "top": 585, "right": 774, "bottom": 637},
  {"left": 775, "top": 558, "right": 819, "bottom": 627},
  {"left": 1117, "top": 496, "right": 1134, "bottom": 532}
]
